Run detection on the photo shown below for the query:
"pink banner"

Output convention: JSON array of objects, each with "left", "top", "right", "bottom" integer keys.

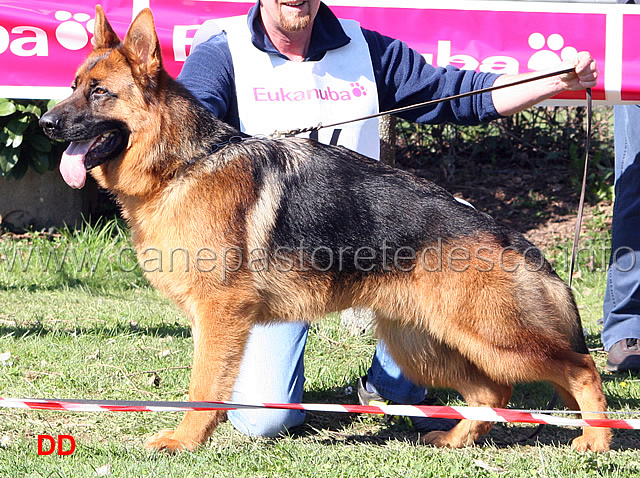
[
  {"left": 622, "top": 13, "right": 640, "bottom": 102},
  {"left": 0, "top": 1, "right": 638, "bottom": 104}
]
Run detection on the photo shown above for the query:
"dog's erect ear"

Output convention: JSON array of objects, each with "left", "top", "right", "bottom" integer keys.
[
  {"left": 93, "top": 5, "right": 121, "bottom": 50},
  {"left": 121, "top": 8, "right": 163, "bottom": 90}
]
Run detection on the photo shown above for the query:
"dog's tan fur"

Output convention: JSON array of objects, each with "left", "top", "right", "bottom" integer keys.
[{"left": 41, "top": 6, "right": 611, "bottom": 453}]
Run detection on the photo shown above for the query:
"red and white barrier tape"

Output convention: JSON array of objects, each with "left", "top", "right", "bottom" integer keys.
[{"left": 1, "top": 397, "right": 639, "bottom": 430}]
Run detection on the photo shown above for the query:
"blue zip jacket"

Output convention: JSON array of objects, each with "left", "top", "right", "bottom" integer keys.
[{"left": 177, "top": 1, "right": 503, "bottom": 131}]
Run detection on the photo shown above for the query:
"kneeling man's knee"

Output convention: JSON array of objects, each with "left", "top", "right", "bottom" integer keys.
[{"left": 228, "top": 409, "right": 305, "bottom": 437}]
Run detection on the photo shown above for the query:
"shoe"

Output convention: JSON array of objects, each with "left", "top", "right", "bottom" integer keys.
[
  {"left": 606, "top": 338, "right": 640, "bottom": 373},
  {"left": 357, "top": 376, "right": 457, "bottom": 433}
]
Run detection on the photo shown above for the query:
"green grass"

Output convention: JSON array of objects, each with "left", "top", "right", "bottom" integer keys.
[{"left": 1, "top": 218, "right": 639, "bottom": 477}]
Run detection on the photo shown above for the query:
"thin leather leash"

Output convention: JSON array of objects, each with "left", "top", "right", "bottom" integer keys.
[
  {"left": 569, "top": 87, "right": 593, "bottom": 289},
  {"left": 268, "top": 67, "right": 576, "bottom": 138}
]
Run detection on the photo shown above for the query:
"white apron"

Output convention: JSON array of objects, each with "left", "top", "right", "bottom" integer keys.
[{"left": 213, "top": 15, "right": 380, "bottom": 159}]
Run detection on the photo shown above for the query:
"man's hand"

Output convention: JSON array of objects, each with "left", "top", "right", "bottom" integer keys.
[{"left": 559, "top": 51, "right": 599, "bottom": 91}]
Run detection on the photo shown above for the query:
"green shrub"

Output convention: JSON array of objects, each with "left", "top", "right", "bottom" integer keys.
[
  {"left": 395, "top": 106, "right": 614, "bottom": 203},
  {"left": 0, "top": 98, "right": 65, "bottom": 180}
]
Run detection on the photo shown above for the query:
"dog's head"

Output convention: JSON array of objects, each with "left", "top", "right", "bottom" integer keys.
[{"left": 40, "top": 5, "right": 164, "bottom": 189}]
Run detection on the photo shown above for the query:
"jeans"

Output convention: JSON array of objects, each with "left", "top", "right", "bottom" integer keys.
[
  {"left": 228, "top": 320, "right": 425, "bottom": 436},
  {"left": 602, "top": 105, "right": 640, "bottom": 349}
]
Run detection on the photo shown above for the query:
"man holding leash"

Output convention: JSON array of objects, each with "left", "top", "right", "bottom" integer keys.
[{"left": 178, "top": 0, "right": 598, "bottom": 438}]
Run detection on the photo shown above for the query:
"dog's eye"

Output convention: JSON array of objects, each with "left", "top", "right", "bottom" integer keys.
[{"left": 93, "top": 87, "right": 108, "bottom": 96}]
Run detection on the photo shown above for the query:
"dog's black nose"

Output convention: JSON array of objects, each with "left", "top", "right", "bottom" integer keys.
[{"left": 39, "top": 113, "right": 60, "bottom": 135}]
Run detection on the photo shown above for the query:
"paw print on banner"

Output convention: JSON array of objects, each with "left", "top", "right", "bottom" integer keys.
[
  {"left": 527, "top": 33, "right": 578, "bottom": 71},
  {"left": 350, "top": 82, "right": 367, "bottom": 98},
  {"left": 55, "top": 11, "right": 95, "bottom": 51}
]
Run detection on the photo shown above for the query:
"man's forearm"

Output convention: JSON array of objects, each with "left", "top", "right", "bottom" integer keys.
[{"left": 491, "top": 51, "right": 598, "bottom": 116}]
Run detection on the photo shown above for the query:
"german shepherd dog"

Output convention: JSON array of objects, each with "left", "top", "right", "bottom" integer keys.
[{"left": 40, "top": 6, "right": 611, "bottom": 453}]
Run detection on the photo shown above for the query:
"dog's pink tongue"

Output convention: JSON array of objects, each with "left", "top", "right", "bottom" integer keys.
[{"left": 60, "top": 140, "right": 93, "bottom": 189}]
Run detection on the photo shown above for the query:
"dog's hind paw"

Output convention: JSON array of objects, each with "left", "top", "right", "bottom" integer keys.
[
  {"left": 420, "top": 430, "right": 459, "bottom": 448},
  {"left": 144, "top": 429, "right": 197, "bottom": 453}
]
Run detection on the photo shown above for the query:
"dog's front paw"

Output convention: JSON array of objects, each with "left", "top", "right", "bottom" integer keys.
[
  {"left": 144, "top": 429, "right": 197, "bottom": 453},
  {"left": 571, "top": 433, "right": 611, "bottom": 453}
]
